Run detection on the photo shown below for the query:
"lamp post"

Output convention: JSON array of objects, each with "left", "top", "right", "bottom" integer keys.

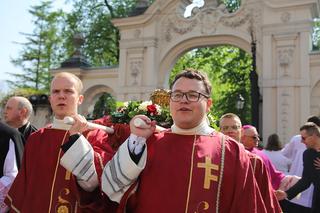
[
  {"left": 250, "top": 29, "right": 260, "bottom": 131},
  {"left": 236, "top": 94, "right": 245, "bottom": 110}
]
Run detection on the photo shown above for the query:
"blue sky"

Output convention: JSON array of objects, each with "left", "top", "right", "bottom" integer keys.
[{"left": 0, "top": 0, "right": 69, "bottom": 92}]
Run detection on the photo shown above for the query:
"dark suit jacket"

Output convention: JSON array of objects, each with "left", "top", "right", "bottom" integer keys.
[{"left": 0, "top": 122, "right": 24, "bottom": 175}]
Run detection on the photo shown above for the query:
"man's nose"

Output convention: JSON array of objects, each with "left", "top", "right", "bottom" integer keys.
[
  {"left": 180, "top": 94, "right": 189, "bottom": 102},
  {"left": 57, "top": 92, "right": 66, "bottom": 99}
]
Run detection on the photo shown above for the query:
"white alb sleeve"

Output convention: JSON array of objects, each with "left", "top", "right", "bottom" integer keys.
[
  {"left": 101, "top": 134, "right": 147, "bottom": 203},
  {"left": 60, "top": 135, "right": 98, "bottom": 192},
  {"left": 0, "top": 140, "right": 18, "bottom": 213}
]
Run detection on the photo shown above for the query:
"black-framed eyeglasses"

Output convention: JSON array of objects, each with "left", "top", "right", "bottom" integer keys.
[{"left": 169, "top": 91, "right": 210, "bottom": 102}]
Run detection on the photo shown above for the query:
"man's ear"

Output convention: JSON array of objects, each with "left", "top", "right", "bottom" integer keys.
[
  {"left": 20, "top": 107, "right": 28, "bottom": 118},
  {"left": 206, "top": 98, "right": 213, "bottom": 113},
  {"left": 78, "top": 95, "right": 84, "bottom": 105}
]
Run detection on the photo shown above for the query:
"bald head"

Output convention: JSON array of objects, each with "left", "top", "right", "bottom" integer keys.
[
  {"left": 51, "top": 72, "right": 83, "bottom": 94},
  {"left": 4, "top": 96, "right": 33, "bottom": 128}
]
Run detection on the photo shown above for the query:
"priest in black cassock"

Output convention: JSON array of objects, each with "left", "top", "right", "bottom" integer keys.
[
  {"left": 4, "top": 96, "right": 37, "bottom": 142},
  {"left": 0, "top": 121, "right": 24, "bottom": 212}
]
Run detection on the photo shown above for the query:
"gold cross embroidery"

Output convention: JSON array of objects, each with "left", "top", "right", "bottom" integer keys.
[{"left": 197, "top": 156, "right": 219, "bottom": 189}]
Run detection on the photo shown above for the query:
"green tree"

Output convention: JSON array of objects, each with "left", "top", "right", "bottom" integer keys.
[
  {"left": 220, "top": 0, "right": 241, "bottom": 13},
  {"left": 313, "top": 19, "right": 320, "bottom": 50},
  {"left": 92, "top": 93, "right": 117, "bottom": 119},
  {"left": 8, "top": 1, "right": 65, "bottom": 92},
  {"left": 63, "top": 0, "right": 154, "bottom": 67}
]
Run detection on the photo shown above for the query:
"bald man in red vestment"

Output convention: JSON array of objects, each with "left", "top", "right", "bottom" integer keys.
[
  {"left": 101, "top": 69, "right": 270, "bottom": 212},
  {"left": 5, "top": 72, "right": 118, "bottom": 212}
]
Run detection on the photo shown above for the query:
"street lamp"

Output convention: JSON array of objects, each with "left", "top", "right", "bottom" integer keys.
[
  {"left": 236, "top": 94, "right": 245, "bottom": 110},
  {"left": 250, "top": 26, "right": 260, "bottom": 131}
]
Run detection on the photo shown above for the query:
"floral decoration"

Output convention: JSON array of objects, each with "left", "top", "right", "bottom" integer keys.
[{"left": 111, "top": 101, "right": 173, "bottom": 128}]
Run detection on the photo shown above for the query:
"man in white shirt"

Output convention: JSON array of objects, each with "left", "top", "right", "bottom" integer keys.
[{"left": 0, "top": 122, "right": 24, "bottom": 213}]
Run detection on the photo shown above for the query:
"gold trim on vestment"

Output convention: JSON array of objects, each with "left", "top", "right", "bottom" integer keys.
[
  {"left": 48, "top": 130, "right": 69, "bottom": 213},
  {"left": 6, "top": 195, "right": 20, "bottom": 213},
  {"left": 184, "top": 135, "right": 197, "bottom": 213},
  {"left": 253, "top": 156, "right": 257, "bottom": 173},
  {"left": 215, "top": 135, "right": 226, "bottom": 213}
]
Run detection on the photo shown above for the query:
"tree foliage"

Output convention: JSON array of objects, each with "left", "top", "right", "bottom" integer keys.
[
  {"left": 8, "top": 1, "right": 65, "bottom": 91},
  {"left": 92, "top": 92, "right": 117, "bottom": 119},
  {"left": 313, "top": 19, "right": 320, "bottom": 50}
]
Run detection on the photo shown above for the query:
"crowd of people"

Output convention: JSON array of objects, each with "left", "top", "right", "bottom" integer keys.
[{"left": 0, "top": 69, "right": 319, "bottom": 212}]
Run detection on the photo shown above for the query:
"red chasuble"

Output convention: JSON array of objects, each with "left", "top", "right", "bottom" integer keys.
[
  {"left": 6, "top": 127, "right": 114, "bottom": 213},
  {"left": 125, "top": 131, "right": 267, "bottom": 213},
  {"left": 247, "top": 151, "right": 282, "bottom": 212}
]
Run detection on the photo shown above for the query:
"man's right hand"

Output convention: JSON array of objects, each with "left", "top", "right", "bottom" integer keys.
[
  {"left": 275, "top": 190, "right": 287, "bottom": 200},
  {"left": 129, "top": 115, "right": 156, "bottom": 139}
]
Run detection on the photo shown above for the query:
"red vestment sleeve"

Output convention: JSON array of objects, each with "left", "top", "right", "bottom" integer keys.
[
  {"left": 249, "top": 153, "right": 282, "bottom": 212},
  {"left": 224, "top": 141, "right": 267, "bottom": 213}
]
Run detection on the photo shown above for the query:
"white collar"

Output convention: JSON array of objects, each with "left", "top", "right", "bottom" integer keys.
[
  {"left": 51, "top": 117, "right": 71, "bottom": 130},
  {"left": 171, "top": 119, "right": 214, "bottom": 136}
]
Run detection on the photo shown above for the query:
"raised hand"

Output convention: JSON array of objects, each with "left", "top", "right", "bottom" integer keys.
[
  {"left": 130, "top": 115, "right": 156, "bottom": 139},
  {"left": 67, "top": 114, "right": 89, "bottom": 135}
]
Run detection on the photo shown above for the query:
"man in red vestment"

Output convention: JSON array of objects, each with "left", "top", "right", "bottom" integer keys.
[
  {"left": 219, "top": 113, "right": 282, "bottom": 212},
  {"left": 5, "top": 72, "right": 117, "bottom": 212},
  {"left": 241, "top": 125, "right": 287, "bottom": 190},
  {"left": 101, "top": 69, "right": 268, "bottom": 212}
]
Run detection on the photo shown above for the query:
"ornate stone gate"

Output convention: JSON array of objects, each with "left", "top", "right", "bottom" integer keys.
[{"left": 54, "top": 0, "right": 320, "bottom": 144}]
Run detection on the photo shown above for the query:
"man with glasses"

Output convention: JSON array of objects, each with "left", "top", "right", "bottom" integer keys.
[
  {"left": 101, "top": 69, "right": 268, "bottom": 212},
  {"left": 276, "top": 122, "right": 320, "bottom": 213},
  {"left": 241, "top": 125, "right": 286, "bottom": 190},
  {"left": 280, "top": 116, "right": 320, "bottom": 213},
  {"left": 219, "top": 113, "right": 282, "bottom": 212}
]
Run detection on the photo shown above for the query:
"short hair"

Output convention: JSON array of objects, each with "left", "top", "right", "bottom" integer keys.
[
  {"left": 307, "top": 116, "right": 320, "bottom": 127},
  {"left": 51, "top": 72, "right": 83, "bottom": 94},
  {"left": 300, "top": 122, "right": 320, "bottom": 137},
  {"left": 265, "top": 133, "right": 282, "bottom": 151},
  {"left": 10, "top": 96, "right": 33, "bottom": 119},
  {"left": 219, "top": 113, "right": 242, "bottom": 126},
  {"left": 170, "top": 69, "right": 212, "bottom": 96}
]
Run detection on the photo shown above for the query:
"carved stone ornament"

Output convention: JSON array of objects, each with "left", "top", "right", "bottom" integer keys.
[
  {"left": 163, "top": 15, "right": 198, "bottom": 42},
  {"left": 280, "top": 90, "right": 290, "bottom": 142},
  {"left": 134, "top": 29, "right": 141, "bottom": 38},
  {"left": 198, "top": 8, "right": 220, "bottom": 34},
  {"left": 281, "top": 12, "right": 291, "bottom": 23},
  {"left": 278, "top": 48, "right": 294, "bottom": 67},
  {"left": 277, "top": 47, "right": 294, "bottom": 77},
  {"left": 163, "top": 0, "right": 251, "bottom": 42},
  {"left": 130, "top": 60, "right": 142, "bottom": 85},
  {"left": 220, "top": 7, "right": 251, "bottom": 28}
]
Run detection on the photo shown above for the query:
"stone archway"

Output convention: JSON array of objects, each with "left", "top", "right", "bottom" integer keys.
[
  {"left": 80, "top": 85, "right": 116, "bottom": 117},
  {"left": 158, "top": 35, "right": 252, "bottom": 88},
  {"left": 112, "top": 0, "right": 319, "bottom": 143}
]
